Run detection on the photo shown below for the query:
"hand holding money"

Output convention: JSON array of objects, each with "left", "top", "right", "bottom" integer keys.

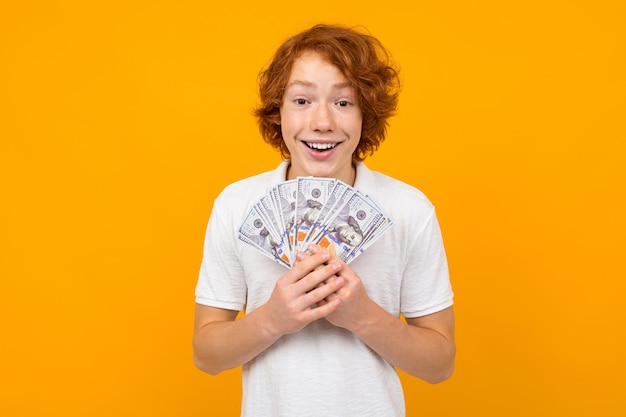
[
  {"left": 306, "top": 243, "right": 375, "bottom": 332},
  {"left": 239, "top": 177, "right": 392, "bottom": 268},
  {"left": 259, "top": 245, "right": 346, "bottom": 336}
]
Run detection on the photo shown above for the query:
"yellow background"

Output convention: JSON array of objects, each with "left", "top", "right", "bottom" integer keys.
[{"left": 1, "top": 1, "right": 624, "bottom": 415}]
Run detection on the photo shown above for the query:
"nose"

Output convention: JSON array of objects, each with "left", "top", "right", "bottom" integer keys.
[{"left": 310, "top": 103, "right": 334, "bottom": 132}]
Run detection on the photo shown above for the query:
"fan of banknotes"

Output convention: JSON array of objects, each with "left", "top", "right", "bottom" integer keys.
[{"left": 238, "top": 177, "right": 393, "bottom": 268}]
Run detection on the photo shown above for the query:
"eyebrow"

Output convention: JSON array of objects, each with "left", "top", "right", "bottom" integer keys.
[{"left": 286, "top": 80, "right": 353, "bottom": 90}]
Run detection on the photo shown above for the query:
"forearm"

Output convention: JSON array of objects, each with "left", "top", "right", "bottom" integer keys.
[
  {"left": 351, "top": 304, "right": 456, "bottom": 384},
  {"left": 193, "top": 305, "right": 280, "bottom": 375},
  {"left": 193, "top": 250, "right": 351, "bottom": 375}
]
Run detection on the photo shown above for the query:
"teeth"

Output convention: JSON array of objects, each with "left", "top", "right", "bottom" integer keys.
[{"left": 306, "top": 142, "right": 337, "bottom": 150}]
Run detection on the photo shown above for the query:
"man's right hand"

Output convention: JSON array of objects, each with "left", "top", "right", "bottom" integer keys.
[{"left": 260, "top": 244, "right": 346, "bottom": 337}]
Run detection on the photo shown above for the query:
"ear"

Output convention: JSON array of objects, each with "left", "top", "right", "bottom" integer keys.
[{"left": 271, "top": 114, "right": 281, "bottom": 125}]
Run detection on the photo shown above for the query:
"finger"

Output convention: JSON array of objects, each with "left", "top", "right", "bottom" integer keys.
[
  {"left": 309, "top": 243, "right": 342, "bottom": 264},
  {"left": 323, "top": 244, "right": 356, "bottom": 281},
  {"left": 283, "top": 250, "right": 330, "bottom": 284},
  {"left": 328, "top": 244, "right": 343, "bottom": 264},
  {"left": 304, "top": 276, "right": 344, "bottom": 308},
  {"left": 297, "top": 261, "right": 342, "bottom": 294},
  {"left": 306, "top": 243, "right": 327, "bottom": 256},
  {"left": 300, "top": 296, "right": 342, "bottom": 322},
  {"left": 312, "top": 271, "right": 337, "bottom": 307}
]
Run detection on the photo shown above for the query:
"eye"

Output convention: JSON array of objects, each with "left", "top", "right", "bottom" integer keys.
[
  {"left": 337, "top": 100, "right": 350, "bottom": 107},
  {"left": 295, "top": 98, "right": 308, "bottom": 105}
]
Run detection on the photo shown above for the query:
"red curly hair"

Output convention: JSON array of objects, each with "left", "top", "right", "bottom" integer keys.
[{"left": 254, "top": 24, "right": 400, "bottom": 162}]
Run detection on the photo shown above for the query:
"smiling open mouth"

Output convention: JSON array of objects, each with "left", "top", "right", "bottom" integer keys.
[{"left": 305, "top": 142, "right": 338, "bottom": 151}]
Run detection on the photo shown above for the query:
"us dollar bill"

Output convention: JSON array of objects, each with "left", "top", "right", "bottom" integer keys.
[
  {"left": 239, "top": 177, "right": 392, "bottom": 267},
  {"left": 238, "top": 205, "right": 291, "bottom": 267},
  {"left": 312, "top": 190, "right": 386, "bottom": 262},
  {"left": 294, "top": 177, "right": 336, "bottom": 252}
]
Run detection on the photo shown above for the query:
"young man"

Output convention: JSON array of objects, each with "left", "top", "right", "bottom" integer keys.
[{"left": 193, "top": 24, "right": 455, "bottom": 417}]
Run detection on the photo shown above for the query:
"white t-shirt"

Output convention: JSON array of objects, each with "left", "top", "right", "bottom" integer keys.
[{"left": 196, "top": 161, "right": 454, "bottom": 417}]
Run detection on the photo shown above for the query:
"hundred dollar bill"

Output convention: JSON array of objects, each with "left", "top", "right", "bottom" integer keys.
[
  {"left": 294, "top": 177, "right": 336, "bottom": 252},
  {"left": 238, "top": 177, "right": 393, "bottom": 267},
  {"left": 302, "top": 180, "right": 354, "bottom": 249},
  {"left": 312, "top": 190, "right": 385, "bottom": 262},
  {"left": 273, "top": 179, "right": 298, "bottom": 259},
  {"left": 256, "top": 193, "right": 283, "bottom": 247},
  {"left": 347, "top": 209, "right": 393, "bottom": 262},
  {"left": 238, "top": 205, "right": 291, "bottom": 267}
]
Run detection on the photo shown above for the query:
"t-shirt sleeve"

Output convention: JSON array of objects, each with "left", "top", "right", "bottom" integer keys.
[
  {"left": 400, "top": 207, "right": 454, "bottom": 318},
  {"left": 195, "top": 196, "right": 247, "bottom": 311}
]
